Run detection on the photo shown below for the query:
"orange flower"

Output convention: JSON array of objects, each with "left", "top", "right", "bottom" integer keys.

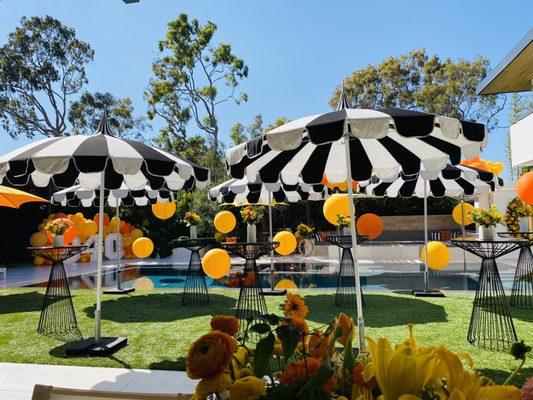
[
  {"left": 211, "top": 315, "right": 240, "bottom": 337},
  {"left": 307, "top": 329, "right": 333, "bottom": 359},
  {"left": 283, "top": 293, "right": 308, "bottom": 319},
  {"left": 335, "top": 312, "right": 355, "bottom": 346},
  {"left": 186, "top": 331, "right": 237, "bottom": 379},
  {"left": 351, "top": 362, "right": 376, "bottom": 389},
  {"left": 284, "top": 316, "right": 308, "bottom": 335},
  {"left": 279, "top": 358, "right": 335, "bottom": 392}
]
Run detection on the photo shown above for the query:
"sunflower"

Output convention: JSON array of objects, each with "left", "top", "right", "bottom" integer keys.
[
  {"left": 283, "top": 292, "right": 308, "bottom": 319},
  {"left": 186, "top": 331, "right": 237, "bottom": 379},
  {"left": 229, "top": 376, "right": 266, "bottom": 400},
  {"left": 211, "top": 315, "right": 240, "bottom": 337}
]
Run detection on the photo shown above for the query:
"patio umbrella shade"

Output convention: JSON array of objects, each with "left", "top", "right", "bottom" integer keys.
[
  {"left": 225, "top": 88, "right": 487, "bottom": 348},
  {"left": 0, "top": 185, "right": 48, "bottom": 208},
  {"left": 0, "top": 113, "right": 209, "bottom": 355},
  {"left": 52, "top": 184, "right": 176, "bottom": 207},
  {"left": 359, "top": 164, "right": 503, "bottom": 198}
]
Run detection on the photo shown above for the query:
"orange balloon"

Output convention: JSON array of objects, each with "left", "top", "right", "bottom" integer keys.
[
  {"left": 517, "top": 171, "right": 533, "bottom": 205},
  {"left": 93, "top": 212, "right": 110, "bottom": 227},
  {"left": 469, "top": 162, "right": 487, "bottom": 171},
  {"left": 356, "top": 213, "right": 383, "bottom": 239},
  {"left": 46, "top": 218, "right": 77, "bottom": 245}
]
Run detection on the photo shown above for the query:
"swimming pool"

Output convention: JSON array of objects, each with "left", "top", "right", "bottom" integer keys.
[{"left": 25, "top": 263, "right": 516, "bottom": 291}]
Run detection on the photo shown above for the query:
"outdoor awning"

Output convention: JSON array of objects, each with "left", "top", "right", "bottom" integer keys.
[
  {"left": 511, "top": 112, "right": 533, "bottom": 166},
  {"left": 476, "top": 27, "right": 533, "bottom": 95}
]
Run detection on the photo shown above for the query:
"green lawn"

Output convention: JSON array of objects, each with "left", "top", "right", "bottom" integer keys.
[{"left": 0, "top": 288, "right": 531, "bottom": 385}]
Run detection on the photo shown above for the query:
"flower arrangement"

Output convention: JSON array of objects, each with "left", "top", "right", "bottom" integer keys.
[
  {"left": 185, "top": 294, "right": 527, "bottom": 400},
  {"left": 295, "top": 223, "right": 314, "bottom": 239},
  {"left": 240, "top": 205, "right": 265, "bottom": 225},
  {"left": 224, "top": 271, "right": 256, "bottom": 288},
  {"left": 505, "top": 197, "right": 533, "bottom": 232},
  {"left": 336, "top": 214, "right": 350, "bottom": 228},
  {"left": 44, "top": 220, "right": 69, "bottom": 236},
  {"left": 469, "top": 204, "right": 503, "bottom": 227},
  {"left": 183, "top": 211, "right": 201, "bottom": 227}
]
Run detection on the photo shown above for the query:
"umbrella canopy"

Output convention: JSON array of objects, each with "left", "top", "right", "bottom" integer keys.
[
  {"left": 209, "top": 177, "right": 327, "bottom": 204},
  {"left": 225, "top": 88, "right": 488, "bottom": 349},
  {"left": 0, "top": 113, "right": 209, "bottom": 351},
  {"left": 359, "top": 165, "right": 503, "bottom": 198},
  {"left": 226, "top": 96, "right": 486, "bottom": 185},
  {"left": 0, "top": 185, "right": 48, "bottom": 208},
  {"left": 0, "top": 114, "right": 209, "bottom": 190},
  {"left": 52, "top": 184, "right": 175, "bottom": 207}
]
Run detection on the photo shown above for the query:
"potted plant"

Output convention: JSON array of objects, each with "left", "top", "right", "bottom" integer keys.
[
  {"left": 44, "top": 220, "right": 69, "bottom": 247},
  {"left": 240, "top": 205, "right": 265, "bottom": 242},
  {"left": 470, "top": 204, "right": 503, "bottom": 240},
  {"left": 183, "top": 211, "right": 201, "bottom": 239}
]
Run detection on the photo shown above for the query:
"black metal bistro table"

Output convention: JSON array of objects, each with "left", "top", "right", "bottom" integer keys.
[
  {"left": 222, "top": 241, "right": 279, "bottom": 326},
  {"left": 498, "top": 232, "right": 533, "bottom": 309},
  {"left": 325, "top": 234, "right": 368, "bottom": 308},
  {"left": 28, "top": 245, "right": 86, "bottom": 340},
  {"left": 172, "top": 238, "right": 214, "bottom": 306},
  {"left": 451, "top": 237, "right": 526, "bottom": 351}
]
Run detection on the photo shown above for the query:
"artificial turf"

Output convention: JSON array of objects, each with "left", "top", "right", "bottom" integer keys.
[{"left": 0, "top": 288, "right": 531, "bottom": 385}]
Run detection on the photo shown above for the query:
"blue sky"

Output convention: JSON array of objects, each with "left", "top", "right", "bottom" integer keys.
[{"left": 1, "top": 0, "right": 532, "bottom": 179}]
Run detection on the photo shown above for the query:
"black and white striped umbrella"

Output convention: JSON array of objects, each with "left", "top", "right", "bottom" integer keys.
[
  {"left": 0, "top": 113, "right": 209, "bottom": 350},
  {"left": 52, "top": 184, "right": 176, "bottom": 207},
  {"left": 209, "top": 177, "right": 327, "bottom": 204},
  {"left": 359, "top": 165, "right": 503, "bottom": 198},
  {"left": 225, "top": 88, "right": 488, "bottom": 349},
  {"left": 0, "top": 114, "right": 209, "bottom": 191}
]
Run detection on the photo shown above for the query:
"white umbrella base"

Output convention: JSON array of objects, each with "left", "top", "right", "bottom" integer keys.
[
  {"left": 411, "top": 289, "right": 445, "bottom": 298},
  {"left": 65, "top": 337, "right": 127, "bottom": 356}
]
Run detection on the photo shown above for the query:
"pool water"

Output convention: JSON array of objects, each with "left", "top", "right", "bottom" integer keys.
[{"left": 26, "top": 263, "right": 516, "bottom": 292}]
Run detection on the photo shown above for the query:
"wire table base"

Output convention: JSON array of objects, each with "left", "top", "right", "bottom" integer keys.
[
  {"left": 452, "top": 238, "right": 524, "bottom": 351},
  {"left": 326, "top": 234, "right": 368, "bottom": 309},
  {"left": 222, "top": 242, "right": 279, "bottom": 338},
  {"left": 498, "top": 232, "right": 533, "bottom": 310},
  {"left": 173, "top": 238, "right": 214, "bottom": 306},
  {"left": 28, "top": 246, "right": 86, "bottom": 341}
]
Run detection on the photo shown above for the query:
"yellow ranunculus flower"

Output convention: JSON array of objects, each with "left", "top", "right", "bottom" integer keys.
[{"left": 229, "top": 376, "right": 266, "bottom": 400}]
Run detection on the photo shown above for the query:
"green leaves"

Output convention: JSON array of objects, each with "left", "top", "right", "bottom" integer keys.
[
  {"left": 250, "top": 323, "right": 271, "bottom": 335},
  {"left": 253, "top": 332, "right": 275, "bottom": 378},
  {"left": 276, "top": 325, "right": 299, "bottom": 362},
  {"left": 343, "top": 333, "right": 356, "bottom": 373}
]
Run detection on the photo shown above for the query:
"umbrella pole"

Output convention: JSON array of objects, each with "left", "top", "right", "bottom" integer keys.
[
  {"left": 343, "top": 133, "right": 365, "bottom": 350},
  {"left": 423, "top": 179, "right": 429, "bottom": 293},
  {"left": 116, "top": 202, "right": 122, "bottom": 291},
  {"left": 95, "top": 171, "right": 105, "bottom": 344},
  {"left": 269, "top": 192, "right": 274, "bottom": 291}
]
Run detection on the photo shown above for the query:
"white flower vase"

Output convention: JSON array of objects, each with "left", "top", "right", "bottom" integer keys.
[
  {"left": 190, "top": 225, "right": 197, "bottom": 239},
  {"left": 247, "top": 224, "right": 257, "bottom": 243},
  {"left": 479, "top": 226, "right": 495, "bottom": 241},
  {"left": 342, "top": 226, "right": 351, "bottom": 236},
  {"left": 53, "top": 235, "right": 65, "bottom": 247}
]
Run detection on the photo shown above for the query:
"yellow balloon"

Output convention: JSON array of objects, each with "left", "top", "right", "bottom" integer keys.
[
  {"left": 214, "top": 211, "right": 237, "bottom": 234},
  {"left": 82, "top": 220, "right": 98, "bottom": 237},
  {"left": 273, "top": 231, "right": 297, "bottom": 256},
  {"left": 152, "top": 201, "right": 176, "bottom": 220},
  {"left": 75, "top": 212, "right": 85, "bottom": 219},
  {"left": 132, "top": 237, "right": 154, "bottom": 258},
  {"left": 33, "top": 256, "right": 45, "bottom": 266},
  {"left": 109, "top": 216, "right": 121, "bottom": 232},
  {"left": 133, "top": 277, "right": 154, "bottom": 291},
  {"left": 29, "top": 231, "right": 48, "bottom": 247},
  {"left": 202, "top": 248, "right": 231, "bottom": 279},
  {"left": 130, "top": 228, "right": 144, "bottom": 241},
  {"left": 323, "top": 194, "right": 351, "bottom": 226},
  {"left": 420, "top": 241, "right": 451, "bottom": 271},
  {"left": 452, "top": 203, "right": 474, "bottom": 225},
  {"left": 275, "top": 279, "right": 298, "bottom": 290}
]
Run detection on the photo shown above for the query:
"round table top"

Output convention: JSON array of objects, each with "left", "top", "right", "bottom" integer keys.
[
  {"left": 28, "top": 245, "right": 88, "bottom": 262},
  {"left": 325, "top": 234, "right": 369, "bottom": 248},
  {"left": 27, "top": 245, "right": 88, "bottom": 251},
  {"left": 451, "top": 236, "right": 526, "bottom": 259},
  {"left": 498, "top": 231, "right": 533, "bottom": 244},
  {"left": 451, "top": 236, "right": 528, "bottom": 244},
  {"left": 222, "top": 241, "right": 280, "bottom": 260}
]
